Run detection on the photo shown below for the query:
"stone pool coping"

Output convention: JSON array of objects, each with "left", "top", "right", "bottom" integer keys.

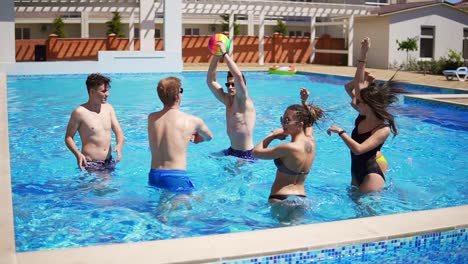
[
  {"left": 404, "top": 94, "right": 468, "bottom": 107},
  {"left": 10, "top": 206, "right": 468, "bottom": 264}
]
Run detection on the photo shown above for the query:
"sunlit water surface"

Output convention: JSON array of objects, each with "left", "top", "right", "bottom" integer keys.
[{"left": 7, "top": 72, "right": 468, "bottom": 251}]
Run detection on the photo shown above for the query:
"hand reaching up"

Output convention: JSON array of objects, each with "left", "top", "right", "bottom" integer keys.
[
  {"left": 360, "top": 37, "right": 371, "bottom": 59},
  {"left": 300, "top": 87, "right": 310, "bottom": 104}
]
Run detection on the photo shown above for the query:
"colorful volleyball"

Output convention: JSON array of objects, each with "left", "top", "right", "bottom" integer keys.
[{"left": 208, "top": 34, "right": 231, "bottom": 56}]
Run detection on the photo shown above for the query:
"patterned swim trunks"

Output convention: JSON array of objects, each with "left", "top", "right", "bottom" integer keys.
[
  {"left": 222, "top": 147, "right": 257, "bottom": 161},
  {"left": 85, "top": 156, "right": 116, "bottom": 171}
]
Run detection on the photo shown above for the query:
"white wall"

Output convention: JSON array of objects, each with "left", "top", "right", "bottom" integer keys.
[
  {"left": 389, "top": 5, "right": 468, "bottom": 67},
  {"left": 0, "top": 0, "right": 15, "bottom": 63},
  {"left": 354, "top": 16, "right": 390, "bottom": 69}
]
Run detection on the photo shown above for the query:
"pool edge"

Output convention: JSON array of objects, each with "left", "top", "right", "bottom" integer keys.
[
  {"left": 0, "top": 72, "right": 17, "bottom": 264},
  {"left": 404, "top": 94, "right": 468, "bottom": 107},
  {"left": 12, "top": 205, "right": 468, "bottom": 264}
]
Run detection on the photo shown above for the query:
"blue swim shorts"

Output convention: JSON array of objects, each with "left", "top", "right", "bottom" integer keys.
[
  {"left": 222, "top": 147, "right": 257, "bottom": 161},
  {"left": 85, "top": 156, "right": 116, "bottom": 171},
  {"left": 148, "top": 169, "right": 195, "bottom": 194}
]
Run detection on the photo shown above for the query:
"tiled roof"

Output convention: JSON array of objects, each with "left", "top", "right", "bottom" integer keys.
[
  {"left": 454, "top": 0, "right": 468, "bottom": 6},
  {"left": 370, "top": 1, "right": 452, "bottom": 15}
]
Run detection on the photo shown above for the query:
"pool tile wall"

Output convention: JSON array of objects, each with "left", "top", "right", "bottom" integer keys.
[{"left": 225, "top": 229, "right": 467, "bottom": 263}]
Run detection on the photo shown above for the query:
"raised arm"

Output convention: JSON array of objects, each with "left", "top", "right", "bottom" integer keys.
[
  {"left": 252, "top": 128, "right": 289, "bottom": 160},
  {"left": 349, "top": 74, "right": 374, "bottom": 111},
  {"left": 354, "top": 37, "right": 371, "bottom": 96},
  {"left": 344, "top": 79, "right": 355, "bottom": 99},
  {"left": 109, "top": 104, "right": 124, "bottom": 161},
  {"left": 206, "top": 56, "right": 227, "bottom": 105},
  {"left": 300, "top": 87, "right": 310, "bottom": 105},
  {"left": 217, "top": 41, "right": 249, "bottom": 101},
  {"left": 299, "top": 88, "right": 314, "bottom": 138}
]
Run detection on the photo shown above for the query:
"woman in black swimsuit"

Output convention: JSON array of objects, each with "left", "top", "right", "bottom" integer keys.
[
  {"left": 253, "top": 88, "right": 325, "bottom": 223},
  {"left": 327, "top": 37, "right": 400, "bottom": 192}
]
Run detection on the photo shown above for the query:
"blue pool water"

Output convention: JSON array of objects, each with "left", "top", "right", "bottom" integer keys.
[{"left": 7, "top": 72, "right": 468, "bottom": 252}]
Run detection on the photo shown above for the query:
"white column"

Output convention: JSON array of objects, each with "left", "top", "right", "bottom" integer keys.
[
  {"left": 247, "top": 12, "right": 254, "bottom": 36},
  {"left": 309, "top": 16, "right": 316, "bottom": 64},
  {"left": 129, "top": 10, "right": 135, "bottom": 51},
  {"left": 342, "top": 19, "right": 347, "bottom": 50},
  {"left": 229, "top": 13, "right": 234, "bottom": 40},
  {"left": 139, "top": 0, "right": 156, "bottom": 51},
  {"left": 229, "top": 13, "right": 234, "bottom": 58},
  {"left": 0, "top": 0, "right": 15, "bottom": 63},
  {"left": 80, "top": 11, "right": 89, "bottom": 38},
  {"left": 348, "top": 15, "right": 354, "bottom": 67},
  {"left": 258, "top": 11, "right": 265, "bottom": 65},
  {"left": 164, "top": 0, "right": 182, "bottom": 54}
]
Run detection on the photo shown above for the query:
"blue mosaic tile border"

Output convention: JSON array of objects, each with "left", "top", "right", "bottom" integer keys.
[{"left": 224, "top": 228, "right": 468, "bottom": 263}]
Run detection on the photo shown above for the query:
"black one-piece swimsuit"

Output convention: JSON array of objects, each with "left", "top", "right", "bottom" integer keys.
[{"left": 350, "top": 115, "right": 386, "bottom": 186}]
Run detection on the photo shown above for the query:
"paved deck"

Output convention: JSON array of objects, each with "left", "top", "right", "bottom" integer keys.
[{"left": 185, "top": 63, "right": 468, "bottom": 105}]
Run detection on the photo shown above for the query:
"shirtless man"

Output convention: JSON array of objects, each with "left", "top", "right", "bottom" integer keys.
[
  {"left": 206, "top": 41, "right": 256, "bottom": 161},
  {"left": 148, "top": 76, "right": 213, "bottom": 194},
  {"left": 65, "top": 73, "right": 124, "bottom": 171}
]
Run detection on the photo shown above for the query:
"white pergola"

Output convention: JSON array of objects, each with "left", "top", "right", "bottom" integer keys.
[{"left": 1, "top": 0, "right": 376, "bottom": 73}]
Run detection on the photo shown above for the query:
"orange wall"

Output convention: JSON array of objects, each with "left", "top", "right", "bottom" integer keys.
[
  {"left": 16, "top": 36, "right": 346, "bottom": 65},
  {"left": 15, "top": 39, "right": 47, "bottom": 61},
  {"left": 47, "top": 38, "right": 107, "bottom": 61}
]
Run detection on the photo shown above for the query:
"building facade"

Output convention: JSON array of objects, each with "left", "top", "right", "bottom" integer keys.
[
  {"left": 10, "top": 0, "right": 468, "bottom": 69},
  {"left": 354, "top": 1, "right": 468, "bottom": 68}
]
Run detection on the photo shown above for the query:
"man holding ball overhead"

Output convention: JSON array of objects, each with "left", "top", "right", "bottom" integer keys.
[{"left": 206, "top": 34, "right": 257, "bottom": 161}]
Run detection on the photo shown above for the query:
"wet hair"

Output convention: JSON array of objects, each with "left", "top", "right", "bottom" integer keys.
[
  {"left": 361, "top": 71, "right": 402, "bottom": 136},
  {"left": 157, "top": 76, "right": 181, "bottom": 106},
  {"left": 287, "top": 103, "right": 325, "bottom": 131},
  {"left": 227, "top": 71, "right": 247, "bottom": 85},
  {"left": 86, "top": 73, "right": 110, "bottom": 94}
]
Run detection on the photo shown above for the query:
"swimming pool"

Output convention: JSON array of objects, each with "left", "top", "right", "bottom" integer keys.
[{"left": 6, "top": 72, "right": 468, "bottom": 253}]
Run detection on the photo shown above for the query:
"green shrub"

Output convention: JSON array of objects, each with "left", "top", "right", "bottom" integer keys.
[
  {"left": 220, "top": 14, "right": 240, "bottom": 36},
  {"left": 106, "top": 12, "right": 125, "bottom": 37},
  {"left": 396, "top": 37, "right": 418, "bottom": 65},
  {"left": 441, "top": 49, "right": 464, "bottom": 70},
  {"left": 404, "top": 57, "right": 419, "bottom": 71},
  {"left": 52, "top": 17, "right": 67, "bottom": 38},
  {"left": 403, "top": 50, "right": 463, "bottom": 75},
  {"left": 273, "top": 20, "right": 288, "bottom": 36}
]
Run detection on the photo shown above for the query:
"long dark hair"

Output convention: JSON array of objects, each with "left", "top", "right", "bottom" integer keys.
[
  {"left": 287, "top": 103, "right": 325, "bottom": 131},
  {"left": 361, "top": 72, "right": 402, "bottom": 136}
]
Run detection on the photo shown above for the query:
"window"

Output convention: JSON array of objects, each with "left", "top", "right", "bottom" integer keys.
[
  {"left": 184, "top": 28, "right": 200, "bottom": 36},
  {"left": 289, "top": 31, "right": 304, "bottom": 37},
  {"left": 133, "top": 28, "right": 160, "bottom": 38},
  {"left": 15, "top": 28, "right": 31, "bottom": 40},
  {"left": 134, "top": 28, "right": 140, "bottom": 38},
  {"left": 420, "top": 26, "right": 434, "bottom": 59}
]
